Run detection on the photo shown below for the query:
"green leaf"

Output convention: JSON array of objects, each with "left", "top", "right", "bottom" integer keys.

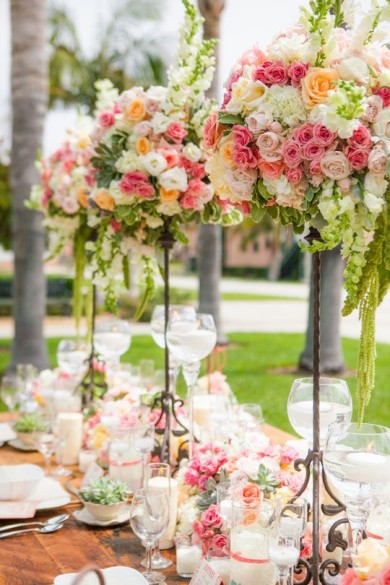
[
  {"left": 250, "top": 204, "right": 265, "bottom": 223},
  {"left": 218, "top": 112, "right": 245, "bottom": 126},
  {"left": 257, "top": 179, "right": 272, "bottom": 201},
  {"left": 305, "top": 186, "right": 315, "bottom": 202}
]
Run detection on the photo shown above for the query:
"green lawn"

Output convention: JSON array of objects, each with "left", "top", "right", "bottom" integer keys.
[{"left": 1, "top": 333, "right": 389, "bottom": 434}]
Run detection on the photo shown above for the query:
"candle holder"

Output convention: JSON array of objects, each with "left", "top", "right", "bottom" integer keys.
[
  {"left": 291, "top": 227, "right": 349, "bottom": 585},
  {"left": 151, "top": 220, "right": 189, "bottom": 464}
]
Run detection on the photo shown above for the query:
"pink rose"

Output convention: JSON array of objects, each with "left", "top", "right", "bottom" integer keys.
[
  {"left": 345, "top": 146, "right": 370, "bottom": 171},
  {"left": 311, "top": 173, "right": 325, "bottom": 187},
  {"left": 293, "top": 123, "right": 314, "bottom": 145},
  {"left": 158, "top": 148, "right": 181, "bottom": 168},
  {"left": 233, "top": 145, "right": 258, "bottom": 169},
  {"left": 239, "top": 46, "right": 266, "bottom": 67},
  {"left": 374, "top": 87, "right": 390, "bottom": 108},
  {"left": 377, "top": 562, "right": 390, "bottom": 585},
  {"left": 110, "top": 219, "right": 121, "bottom": 233},
  {"left": 134, "top": 121, "right": 152, "bottom": 136},
  {"left": 198, "top": 474, "right": 210, "bottom": 491},
  {"left": 287, "top": 61, "right": 309, "bottom": 87},
  {"left": 258, "top": 159, "right": 285, "bottom": 180},
  {"left": 232, "top": 125, "right": 253, "bottom": 147},
  {"left": 256, "top": 131, "right": 282, "bottom": 162},
  {"left": 181, "top": 194, "right": 200, "bottom": 210},
  {"left": 286, "top": 167, "right": 303, "bottom": 185},
  {"left": 320, "top": 151, "right": 351, "bottom": 180},
  {"left": 282, "top": 139, "right": 302, "bottom": 167},
  {"left": 340, "top": 568, "right": 363, "bottom": 585},
  {"left": 193, "top": 520, "right": 206, "bottom": 538},
  {"left": 225, "top": 67, "right": 243, "bottom": 93},
  {"left": 99, "top": 110, "right": 115, "bottom": 128},
  {"left": 363, "top": 96, "right": 383, "bottom": 124},
  {"left": 246, "top": 110, "right": 273, "bottom": 135},
  {"left": 203, "top": 111, "right": 223, "bottom": 150},
  {"left": 348, "top": 125, "right": 373, "bottom": 149},
  {"left": 119, "top": 171, "right": 155, "bottom": 198},
  {"left": 309, "top": 158, "right": 322, "bottom": 175},
  {"left": 165, "top": 122, "right": 188, "bottom": 144},
  {"left": 210, "top": 534, "right": 228, "bottom": 554},
  {"left": 201, "top": 505, "right": 222, "bottom": 529},
  {"left": 253, "top": 61, "right": 289, "bottom": 86},
  {"left": 312, "top": 124, "right": 337, "bottom": 147},
  {"left": 190, "top": 457, "right": 202, "bottom": 472},
  {"left": 301, "top": 140, "right": 326, "bottom": 161},
  {"left": 368, "top": 145, "right": 387, "bottom": 175},
  {"left": 269, "top": 121, "right": 284, "bottom": 134},
  {"left": 183, "top": 468, "right": 200, "bottom": 486},
  {"left": 182, "top": 179, "right": 213, "bottom": 210},
  {"left": 280, "top": 444, "right": 299, "bottom": 465},
  {"left": 190, "top": 162, "right": 207, "bottom": 180},
  {"left": 337, "top": 178, "right": 351, "bottom": 193},
  {"left": 145, "top": 99, "right": 160, "bottom": 115}
]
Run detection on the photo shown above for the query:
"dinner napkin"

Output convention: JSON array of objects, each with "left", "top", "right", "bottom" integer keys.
[
  {"left": 0, "top": 423, "right": 16, "bottom": 443},
  {"left": 26, "top": 477, "right": 70, "bottom": 505},
  {"left": 53, "top": 567, "right": 149, "bottom": 585},
  {"left": 0, "top": 502, "right": 36, "bottom": 519},
  {"left": 0, "top": 478, "right": 70, "bottom": 518}
]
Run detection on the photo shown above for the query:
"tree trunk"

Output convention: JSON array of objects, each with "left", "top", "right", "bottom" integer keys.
[
  {"left": 197, "top": 0, "right": 226, "bottom": 343},
  {"left": 299, "top": 246, "right": 345, "bottom": 374},
  {"left": 10, "top": 0, "right": 49, "bottom": 370}
]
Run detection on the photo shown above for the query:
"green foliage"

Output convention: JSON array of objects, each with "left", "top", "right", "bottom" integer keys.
[
  {"left": 0, "top": 165, "right": 11, "bottom": 250},
  {"left": 80, "top": 477, "right": 129, "bottom": 505},
  {"left": 217, "top": 112, "right": 245, "bottom": 126},
  {"left": 91, "top": 131, "right": 129, "bottom": 188},
  {"left": 251, "top": 463, "right": 280, "bottom": 494},
  {"left": 14, "top": 414, "right": 47, "bottom": 433}
]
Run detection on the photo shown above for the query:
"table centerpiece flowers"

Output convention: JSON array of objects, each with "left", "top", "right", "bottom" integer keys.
[
  {"left": 86, "top": 0, "right": 242, "bottom": 313},
  {"left": 205, "top": 0, "right": 390, "bottom": 422}
]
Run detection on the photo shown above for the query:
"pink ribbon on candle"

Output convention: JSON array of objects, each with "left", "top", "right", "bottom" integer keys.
[
  {"left": 366, "top": 532, "right": 384, "bottom": 540},
  {"left": 230, "top": 551, "right": 270, "bottom": 564},
  {"left": 109, "top": 459, "right": 142, "bottom": 467}
]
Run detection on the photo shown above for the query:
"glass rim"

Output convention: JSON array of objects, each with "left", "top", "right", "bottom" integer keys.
[
  {"left": 291, "top": 377, "right": 348, "bottom": 385},
  {"left": 345, "top": 422, "right": 390, "bottom": 436}
]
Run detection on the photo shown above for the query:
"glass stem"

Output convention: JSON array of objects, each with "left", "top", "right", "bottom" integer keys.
[
  {"left": 142, "top": 453, "right": 147, "bottom": 488},
  {"left": 44, "top": 454, "right": 51, "bottom": 477},
  {"left": 278, "top": 566, "right": 293, "bottom": 585},
  {"left": 183, "top": 360, "right": 200, "bottom": 461},
  {"left": 145, "top": 541, "right": 153, "bottom": 573},
  {"left": 347, "top": 499, "right": 370, "bottom": 555}
]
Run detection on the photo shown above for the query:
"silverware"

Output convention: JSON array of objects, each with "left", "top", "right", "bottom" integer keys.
[
  {"left": 0, "top": 513, "right": 69, "bottom": 533},
  {"left": 0, "top": 522, "right": 64, "bottom": 538}
]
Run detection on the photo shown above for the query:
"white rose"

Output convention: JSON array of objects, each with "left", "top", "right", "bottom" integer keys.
[
  {"left": 378, "top": 70, "right": 390, "bottom": 88},
  {"left": 364, "top": 171, "right": 388, "bottom": 198},
  {"left": 364, "top": 192, "right": 385, "bottom": 215},
  {"left": 156, "top": 201, "right": 182, "bottom": 216},
  {"left": 372, "top": 109, "right": 390, "bottom": 140},
  {"left": 246, "top": 109, "right": 273, "bottom": 134},
  {"left": 151, "top": 112, "right": 170, "bottom": 133},
  {"left": 146, "top": 85, "right": 167, "bottom": 102},
  {"left": 141, "top": 152, "right": 168, "bottom": 176},
  {"left": 159, "top": 167, "right": 188, "bottom": 192},
  {"left": 182, "top": 143, "right": 202, "bottom": 162},
  {"left": 144, "top": 214, "right": 164, "bottom": 228},
  {"left": 337, "top": 57, "right": 370, "bottom": 84}
]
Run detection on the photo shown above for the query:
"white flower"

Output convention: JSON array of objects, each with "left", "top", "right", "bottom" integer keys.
[
  {"left": 317, "top": 104, "right": 360, "bottom": 139},
  {"left": 159, "top": 167, "right": 188, "bottom": 192},
  {"left": 364, "top": 172, "right": 388, "bottom": 198},
  {"left": 264, "top": 85, "right": 306, "bottom": 127},
  {"left": 94, "top": 79, "right": 119, "bottom": 113},
  {"left": 151, "top": 112, "right": 170, "bottom": 134},
  {"left": 372, "top": 109, "right": 390, "bottom": 141},
  {"left": 115, "top": 151, "right": 142, "bottom": 174},
  {"left": 156, "top": 201, "right": 182, "bottom": 216},
  {"left": 337, "top": 57, "right": 370, "bottom": 84},
  {"left": 268, "top": 31, "right": 310, "bottom": 63},
  {"left": 182, "top": 143, "right": 202, "bottom": 162},
  {"left": 144, "top": 214, "right": 164, "bottom": 228},
  {"left": 141, "top": 152, "right": 168, "bottom": 176},
  {"left": 364, "top": 192, "right": 385, "bottom": 215},
  {"left": 146, "top": 85, "right": 168, "bottom": 102}
]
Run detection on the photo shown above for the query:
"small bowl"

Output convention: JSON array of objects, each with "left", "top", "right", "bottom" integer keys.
[
  {"left": 0, "top": 464, "right": 44, "bottom": 500},
  {"left": 81, "top": 499, "right": 127, "bottom": 521},
  {"left": 15, "top": 431, "right": 36, "bottom": 447}
]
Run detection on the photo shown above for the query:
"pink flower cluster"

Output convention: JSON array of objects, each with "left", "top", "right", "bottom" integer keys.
[
  {"left": 183, "top": 443, "right": 229, "bottom": 492},
  {"left": 193, "top": 505, "right": 228, "bottom": 556},
  {"left": 341, "top": 562, "right": 390, "bottom": 585}
]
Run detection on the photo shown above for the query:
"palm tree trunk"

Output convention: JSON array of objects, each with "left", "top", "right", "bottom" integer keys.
[
  {"left": 197, "top": 0, "right": 225, "bottom": 342},
  {"left": 10, "top": 0, "right": 49, "bottom": 370},
  {"left": 299, "top": 246, "right": 345, "bottom": 374}
]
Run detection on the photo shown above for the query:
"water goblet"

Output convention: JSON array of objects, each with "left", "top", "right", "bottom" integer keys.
[
  {"left": 287, "top": 377, "right": 352, "bottom": 448},
  {"left": 130, "top": 488, "right": 169, "bottom": 584},
  {"left": 0, "top": 375, "right": 19, "bottom": 412},
  {"left": 217, "top": 481, "right": 233, "bottom": 523},
  {"left": 323, "top": 423, "right": 390, "bottom": 555},
  {"left": 167, "top": 312, "right": 216, "bottom": 458},
  {"left": 57, "top": 339, "right": 88, "bottom": 376},
  {"left": 134, "top": 423, "right": 155, "bottom": 481},
  {"left": 278, "top": 497, "right": 308, "bottom": 550},
  {"left": 16, "top": 363, "right": 38, "bottom": 412},
  {"left": 268, "top": 535, "right": 300, "bottom": 585},
  {"left": 94, "top": 319, "right": 131, "bottom": 381}
]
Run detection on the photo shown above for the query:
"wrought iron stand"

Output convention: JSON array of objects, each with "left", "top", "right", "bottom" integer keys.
[
  {"left": 151, "top": 222, "right": 188, "bottom": 464},
  {"left": 293, "top": 228, "right": 349, "bottom": 585}
]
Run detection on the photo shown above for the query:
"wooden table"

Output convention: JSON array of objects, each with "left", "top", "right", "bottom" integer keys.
[{"left": 0, "top": 420, "right": 293, "bottom": 585}]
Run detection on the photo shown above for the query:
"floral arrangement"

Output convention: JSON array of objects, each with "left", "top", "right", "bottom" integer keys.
[
  {"left": 28, "top": 119, "right": 96, "bottom": 327},
  {"left": 86, "top": 0, "right": 241, "bottom": 311},
  {"left": 205, "top": 0, "right": 390, "bottom": 422},
  {"left": 340, "top": 539, "right": 390, "bottom": 585},
  {"left": 192, "top": 505, "right": 229, "bottom": 556},
  {"left": 195, "top": 371, "right": 233, "bottom": 396}
]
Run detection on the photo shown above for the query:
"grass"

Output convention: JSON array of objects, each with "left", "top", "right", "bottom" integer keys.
[{"left": 1, "top": 333, "right": 389, "bottom": 434}]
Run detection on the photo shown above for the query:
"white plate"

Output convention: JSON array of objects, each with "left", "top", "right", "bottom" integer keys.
[
  {"left": 7, "top": 439, "right": 37, "bottom": 452},
  {"left": 36, "top": 496, "right": 71, "bottom": 511},
  {"left": 72, "top": 506, "right": 130, "bottom": 527},
  {"left": 53, "top": 566, "right": 148, "bottom": 585},
  {"left": 0, "top": 423, "right": 17, "bottom": 443}
]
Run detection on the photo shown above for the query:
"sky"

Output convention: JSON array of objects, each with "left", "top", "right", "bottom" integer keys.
[{"left": 0, "top": 0, "right": 372, "bottom": 160}]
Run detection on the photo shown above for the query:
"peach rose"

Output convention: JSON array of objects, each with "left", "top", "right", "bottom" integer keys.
[
  {"left": 258, "top": 159, "right": 285, "bottom": 180},
  {"left": 93, "top": 188, "right": 115, "bottom": 211},
  {"left": 160, "top": 187, "right": 180, "bottom": 203},
  {"left": 241, "top": 483, "right": 262, "bottom": 507},
  {"left": 135, "top": 137, "right": 151, "bottom": 156},
  {"left": 320, "top": 151, "right": 351, "bottom": 180},
  {"left": 219, "top": 138, "right": 235, "bottom": 167},
  {"left": 76, "top": 186, "right": 90, "bottom": 209},
  {"left": 124, "top": 99, "right": 147, "bottom": 123},
  {"left": 301, "top": 68, "right": 340, "bottom": 107}
]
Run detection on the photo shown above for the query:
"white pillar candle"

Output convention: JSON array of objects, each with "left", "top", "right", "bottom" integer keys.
[
  {"left": 219, "top": 499, "right": 233, "bottom": 521},
  {"left": 56, "top": 412, "right": 83, "bottom": 465},
  {"left": 109, "top": 445, "right": 142, "bottom": 492},
  {"left": 230, "top": 528, "right": 277, "bottom": 585},
  {"left": 148, "top": 476, "right": 178, "bottom": 549},
  {"left": 345, "top": 452, "right": 389, "bottom": 483},
  {"left": 193, "top": 395, "right": 212, "bottom": 428},
  {"left": 208, "top": 558, "right": 230, "bottom": 585},
  {"left": 268, "top": 544, "right": 299, "bottom": 567},
  {"left": 78, "top": 450, "right": 97, "bottom": 473},
  {"left": 279, "top": 516, "right": 302, "bottom": 538},
  {"left": 176, "top": 545, "right": 202, "bottom": 577}
]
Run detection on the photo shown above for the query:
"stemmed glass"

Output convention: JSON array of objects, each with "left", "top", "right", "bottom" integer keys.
[
  {"left": 287, "top": 377, "right": 352, "bottom": 448},
  {"left": 134, "top": 423, "right": 155, "bottom": 482},
  {"left": 16, "top": 364, "right": 38, "bottom": 412},
  {"left": 57, "top": 340, "right": 89, "bottom": 376},
  {"left": 143, "top": 463, "right": 173, "bottom": 572},
  {"left": 323, "top": 423, "right": 390, "bottom": 555},
  {"left": 278, "top": 498, "right": 308, "bottom": 549},
  {"left": 0, "top": 375, "right": 19, "bottom": 412},
  {"left": 167, "top": 312, "right": 217, "bottom": 458},
  {"left": 268, "top": 535, "right": 300, "bottom": 585},
  {"left": 94, "top": 319, "right": 132, "bottom": 383},
  {"left": 33, "top": 416, "right": 59, "bottom": 477},
  {"left": 130, "top": 488, "right": 169, "bottom": 585}
]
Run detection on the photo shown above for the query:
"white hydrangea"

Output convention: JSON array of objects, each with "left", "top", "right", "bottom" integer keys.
[{"left": 264, "top": 85, "right": 307, "bottom": 127}]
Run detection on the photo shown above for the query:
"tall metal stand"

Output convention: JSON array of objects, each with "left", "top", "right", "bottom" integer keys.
[
  {"left": 151, "top": 222, "right": 188, "bottom": 463},
  {"left": 292, "top": 228, "right": 349, "bottom": 585}
]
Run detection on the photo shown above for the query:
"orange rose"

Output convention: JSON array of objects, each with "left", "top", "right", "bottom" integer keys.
[
  {"left": 135, "top": 137, "right": 151, "bottom": 156},
  {"left": 77, "top": 135, "right": 91, "bottom": 149},
  {"left": 124, "top": 99, "right": 146, "bottom": 123},
  {"left": 76, "top": 186, "right": 90, "bottom": 209},
  {"left": 219, "top": 138, "right": 234, "bottom": 167},
  {"left": 93, "top": 188, "right": 115, "bottom": 211},
  {"left": 160, "top": 187, "right": 180, "bottom": 203},
  {"left": 242, "top": 483, "right": 262, "bottom": 508},
  {"left": 301, "top": 68, "right": 340, "bottom": 107},
  {"left": 242, "top": 510, "right": 259, "bottom": 526}
]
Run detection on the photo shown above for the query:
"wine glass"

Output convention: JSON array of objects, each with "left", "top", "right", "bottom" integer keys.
[
  {"left": 94, "top": 319, "right": 131, "bottom": 382},
  {"left": 287, "top": 377, "right": 352, "bottom": 448},
  {"left": 0, "top": 375, "right": 19, "bottom": 412},
  {"left": 323, "top": 423, "right": 390, "bottom": 555},
  {"left": 130, "top": 488, "right": 169, "bottom": 584},
  {"left": 33, "top": 416, "right": 59, "bottom": 476},
  {"left": 16, "top": 363, "right": 38, "bottom": 412},
  {"left": 268, "top": 535, "right": 300, "bottom": 585},
  {"left": 167, "top": 312, "right": 217, "bottom": 458},
  {"left": 134, "top": 423, "right": 155, "bottom": 482},
  {"left": 52, "top": 414, "right": 73, "bottom": 478},
  {"left": 143, "top": 463, "right": 173, "bottom": 571},
  {"left": 57, "top": 340, "right": 88, "bottom": 376},
  {"left": 278, "top": 498, "right": 308, "bottom": 549}
]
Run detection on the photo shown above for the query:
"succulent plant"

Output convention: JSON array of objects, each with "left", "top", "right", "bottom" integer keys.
[{"left": 80, "top": 477, "right": 129, "bottom": 505}]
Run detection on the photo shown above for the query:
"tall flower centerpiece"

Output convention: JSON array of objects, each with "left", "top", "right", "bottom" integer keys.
[
  {"left": 87, "top": 0, "right": 241, "bottom": 311},
  {"left": 205, "top": 0, "right": 390, "bottom": 422},
  {"left": 28, "top": 119, "right": 96, "bottom": 328}
]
